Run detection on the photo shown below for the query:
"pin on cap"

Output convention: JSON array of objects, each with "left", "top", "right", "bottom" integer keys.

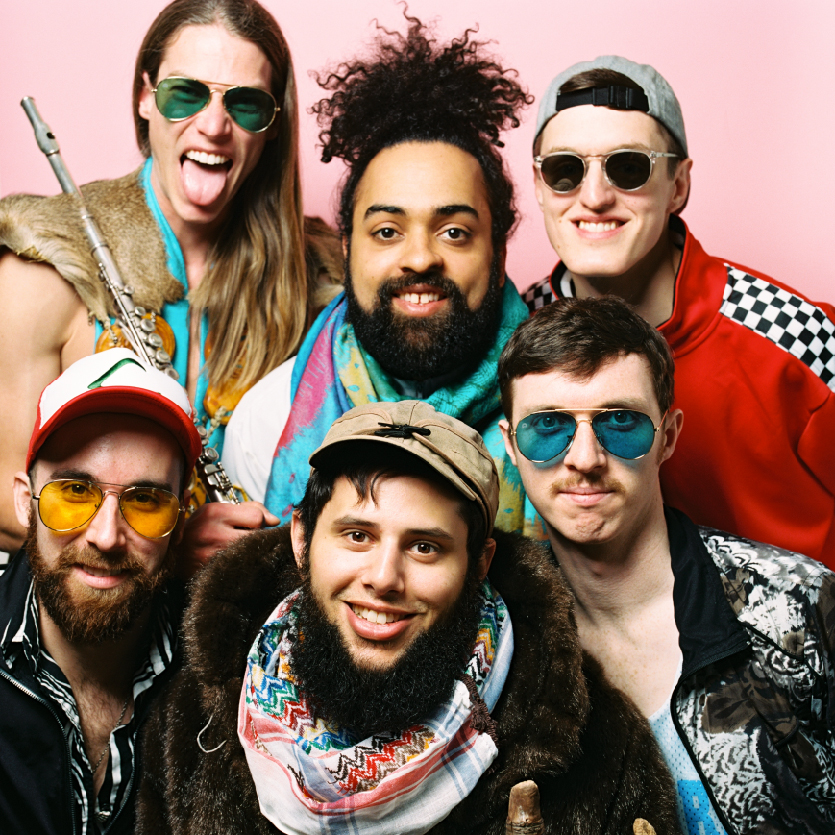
[
  {"left": 534, "top": 55, "right": 687, "bottom": 157},
  {"left": 27, "top": 348, "right": 202, "bottom": 473},
  {"left": 309, "top": 401, "right": 500, "bottom": 532}
]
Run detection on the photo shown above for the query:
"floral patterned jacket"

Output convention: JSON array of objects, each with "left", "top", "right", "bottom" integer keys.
[{"left": 667, "top": 507, "right": 835, "bottom": 834}]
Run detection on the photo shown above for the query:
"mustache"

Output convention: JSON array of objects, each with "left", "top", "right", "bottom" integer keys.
[
  {"left": 549, "top": 474, "right": 624, "bottom": 496},
  {"left": 375, "top": 272, "right": 463, "bottom": 306},
  {"left": 49, "top": 543, "right": 146, "bottom": 577}
]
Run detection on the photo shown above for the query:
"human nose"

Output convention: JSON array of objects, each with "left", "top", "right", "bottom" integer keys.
[
  {"left": 578, "top": 158, "right": 616, "bottom": 209},
  {"left": 563, "top": 419, "right": 607, "bottom": 472},
  {"left": 362, "top": 541, "right": 406, "bottom": 597},
  {"left": 399, "top": 229, "right": 444, "bottom": 275},
  {"left": 84, "top": 492, "right": 128, "bottom": 552},
  {"left": 195, "top": 89, "right": 232, "bottom": 137}
]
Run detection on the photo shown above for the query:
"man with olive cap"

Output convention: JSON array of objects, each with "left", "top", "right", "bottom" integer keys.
[
  {"left": 0, "top": 348, "right": 202, "bottom": 834},
  {"left": 526, "top": 55, "right": 835, "bottom": 567},
  {"left": 137, "top": 400, "right": 678, "bottom": 835}
]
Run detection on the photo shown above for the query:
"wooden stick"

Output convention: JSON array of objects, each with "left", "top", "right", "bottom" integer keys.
[{"left": 505, "top": 780, "right": 544, "bottom": 834}]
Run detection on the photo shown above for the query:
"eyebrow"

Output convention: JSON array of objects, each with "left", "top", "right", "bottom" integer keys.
[
  {"left": 363, "top": 203, "right": 479, "bottom": 221},
  {"left": 541, "top": 143, "right": 656, "bottom": 155},
  {"left": 520, "top": 400, "right": 649, "bottom": 414},
  {"left": 332, "top": 516, "right": 455, "bottom": 542}
]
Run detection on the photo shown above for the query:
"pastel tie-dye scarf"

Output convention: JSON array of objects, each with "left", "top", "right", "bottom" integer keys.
[
  {"left": 263, "top": 282, "right": 545, "bottom": 538},
  {"left": 238, "top": 580, "right": 513, "bottom": 834}
]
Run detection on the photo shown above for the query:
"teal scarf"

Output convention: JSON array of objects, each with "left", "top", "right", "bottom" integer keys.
[{"left": 264, "top": 282, "right": 545, "bottom": 539}]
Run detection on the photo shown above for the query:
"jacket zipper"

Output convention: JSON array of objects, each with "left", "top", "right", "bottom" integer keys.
[
  {"left": 0, "top": 667, "right": 78, "bottom": 835},
  {"left": 669, "top": 677, "right": 736, "bottom": 835}
]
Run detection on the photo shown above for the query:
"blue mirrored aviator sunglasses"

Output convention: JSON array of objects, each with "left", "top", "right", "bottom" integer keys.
[
  {"left": 153, "top": 76, "right": 279, "bottom": 133},
  {"left": 510, "top": 408, "right": 667, "bottom": 463}
]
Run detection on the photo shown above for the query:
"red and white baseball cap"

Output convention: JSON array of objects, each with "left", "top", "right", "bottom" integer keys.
[{"left": 27, "top": 348, "right": 202, "bottom": 473}]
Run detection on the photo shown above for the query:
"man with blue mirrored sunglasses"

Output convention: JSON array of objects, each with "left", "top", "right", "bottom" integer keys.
[
  {"left": 525, "top": 55, "right": 835, "bottom": 569},
  {"left": 498, "top": 296, "right": 835, "bottom": 835}
]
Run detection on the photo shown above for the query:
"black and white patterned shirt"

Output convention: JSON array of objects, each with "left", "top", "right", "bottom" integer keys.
[{"left": 0, "top": 581, "right": 177, "bottom": 833}]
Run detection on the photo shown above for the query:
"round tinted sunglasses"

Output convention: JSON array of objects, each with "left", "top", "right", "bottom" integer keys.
[
  {"left": 33, "top": 479, "right": 183, "bottom": 539},
  {"left": 153, "top": 76, "right": 279, "bottom": 133},
  {"left": 510, "top": 408, "right": 667, "bottom": 463},
  {"left": 534, "top": 149, "right": 679, "bottom": 194}
]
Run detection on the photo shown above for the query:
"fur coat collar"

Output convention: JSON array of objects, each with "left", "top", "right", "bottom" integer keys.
[
  {"left": 137, "top": 527, "right": 678, "bottom": 835},
  {"left": 0, "top": 169, "right": 343, "bottom": 324}
]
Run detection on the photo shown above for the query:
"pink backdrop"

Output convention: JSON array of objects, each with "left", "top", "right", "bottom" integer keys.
[{"left": 2, "top": 0, "right": 833, "bottom": 300}]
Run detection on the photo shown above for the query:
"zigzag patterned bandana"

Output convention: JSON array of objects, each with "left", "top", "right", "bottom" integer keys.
[{"left": 238, "top": 581, "right": 513, "bottom": 834}]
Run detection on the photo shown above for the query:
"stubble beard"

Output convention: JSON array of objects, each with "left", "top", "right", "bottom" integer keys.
[
  {"left": 344, "top": 253, "right": 504, "bottom": 382},
  {"left": 290, "top": 554, "right": 483, "bottom": 739},
  {"left": 26, "top": 516, "right": 175, "bottom": 645}
]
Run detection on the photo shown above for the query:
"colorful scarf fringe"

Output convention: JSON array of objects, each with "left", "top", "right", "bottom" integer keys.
[
  {"left": 263, "top": 283, "right": 545, "bottom": 538},
  {"left": 238, "top": 581, "right": 513, "bottom": 834}
]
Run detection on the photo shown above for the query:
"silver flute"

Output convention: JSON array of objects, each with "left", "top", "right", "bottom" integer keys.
[{"left": 21, "top": 97, "right": 239, "bottom": 504}]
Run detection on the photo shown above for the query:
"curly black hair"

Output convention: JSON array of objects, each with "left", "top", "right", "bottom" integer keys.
[{"left": 312, "top": 12, "right": 532, "bottom": 248}]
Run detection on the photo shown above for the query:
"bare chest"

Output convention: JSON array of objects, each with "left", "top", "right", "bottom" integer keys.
[{"left": 579, "top": 612, "right": 681, "bottom": 717}]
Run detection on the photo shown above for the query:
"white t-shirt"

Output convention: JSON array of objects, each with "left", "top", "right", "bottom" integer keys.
[{"left": 223, "top": 356, "right": 296, "bottom": 503}]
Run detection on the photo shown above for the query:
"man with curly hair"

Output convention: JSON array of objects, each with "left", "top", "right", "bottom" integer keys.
[{"left": 223, "top": 16, "right": 544, "bottom": 539}]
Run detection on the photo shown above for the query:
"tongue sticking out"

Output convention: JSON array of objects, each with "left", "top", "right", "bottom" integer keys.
[{"left": 182, "top": 157, "right": 229, "bottom": 207}]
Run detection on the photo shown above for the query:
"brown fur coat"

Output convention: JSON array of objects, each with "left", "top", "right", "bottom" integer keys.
[
  {"left": 136, "top": 528, "right": 679, "bottom": 835},
  {"left": 0, "top": 168, "right": 342, "bottom": 323}
]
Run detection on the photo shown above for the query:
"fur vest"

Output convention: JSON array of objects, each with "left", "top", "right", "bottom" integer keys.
[
  {"left": 136, "top": 528, "right": 679, "bottom": 835},
  {"left": 0, "top": 168, "right": 342, "bottom": 324}
]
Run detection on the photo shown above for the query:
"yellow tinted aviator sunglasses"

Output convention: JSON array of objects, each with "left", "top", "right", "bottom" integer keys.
[{"left": 33, "top": 479, "right": 182, "bottom": 540}]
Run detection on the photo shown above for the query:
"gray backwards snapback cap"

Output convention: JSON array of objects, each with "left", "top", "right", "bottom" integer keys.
[
  {"left": 309, "top": 401, "right": 500, "bottom": 532},
  {"left": 534, "top": 55, "right": 687, "bottom": 157}
]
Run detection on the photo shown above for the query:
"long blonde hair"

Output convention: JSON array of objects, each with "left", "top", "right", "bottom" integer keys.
[{"left": 133, "top": 0, "right": 307, "bottom": 391}]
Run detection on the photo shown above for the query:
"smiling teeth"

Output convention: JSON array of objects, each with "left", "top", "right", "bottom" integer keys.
[
  {"left": 577, "top": 221, "right": 619, "bottom": 232},
  {"left": 84, "top": 566, "right": 125, "bottom": 577},
  {"left": 402, "top": 292, "right": 441, "bottom": 305},
  {"left": 185, "top": 150, "right": 230, "bottom": 166},
  {"left": 352, "top": 605, "right": 402, "bottom": 624}
]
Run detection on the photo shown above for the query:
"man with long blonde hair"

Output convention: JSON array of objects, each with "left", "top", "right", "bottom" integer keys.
[{"left": 0, "top": 0, "right": 341, "bottom": 558}]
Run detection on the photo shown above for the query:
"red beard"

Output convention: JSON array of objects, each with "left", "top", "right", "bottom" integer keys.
[{"left": 26, "top": 516, "right": 175, "bottom": 644}]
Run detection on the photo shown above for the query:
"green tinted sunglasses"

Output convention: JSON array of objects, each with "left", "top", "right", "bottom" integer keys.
[{"left": 153, "top": 76, "right": 279, "bottom": 133}]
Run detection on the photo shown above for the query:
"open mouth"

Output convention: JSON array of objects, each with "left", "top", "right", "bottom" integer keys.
[
  {"left": 183, "top": 149, "right": 232, "bottom": 169},
  {"left": 351, "top": 604, "right": 407, "bottom": 624},
  {"left": 392, "top": 284, "right": 449, "bottom": 307},
  {"left": 78, "top": 564, "right": 128, "bottom": 578},
  {"left": 180, "top": 150, "right": 233, "bottom": 207}
]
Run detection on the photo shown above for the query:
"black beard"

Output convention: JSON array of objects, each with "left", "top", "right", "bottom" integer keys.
[
  {"left": 26, "top": 516, "right": 175, "bottom": 645},
  {"left": 344, "top": 257, "right": 504, "bottom": 382},
  {"left": 290, "top": 568, "right": 483, "bottom": 739}
]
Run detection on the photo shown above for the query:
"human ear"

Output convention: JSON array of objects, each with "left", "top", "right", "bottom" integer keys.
[
  {"left": 12, "top": 472, "right": 33, "bottom": 529},
  {"left": 290, "top": 511, "right": 307, "bottom": 570},
  {"left": 669, "top": 158, "right": 693, "bottom": 215},
  {"left": 477, "top": 537, "right": 496, "bottom": 580},
  {"left": 137, "top": 72, "right": 155, "bottom": 121},
  {"left": 499, "top": 419, "right": 519, "bottom": 467},
  {"left": 658, "top": 408, "right": 684, "bottom": 464}
]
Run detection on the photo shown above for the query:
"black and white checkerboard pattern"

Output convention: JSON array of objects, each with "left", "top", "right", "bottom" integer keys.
[
  {"left": 720, "top": 265, "right": 835, "bottom": 390},
  {"left": 523, "top": 277, "right": 555, "bottom": 313}
]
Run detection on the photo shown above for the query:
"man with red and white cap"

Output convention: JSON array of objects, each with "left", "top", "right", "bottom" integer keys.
[
  {"left": 0, "top": 348, "right": 201, "bottom": 835},
  {"left": 526, "top": 55, "right": 835, "bottom": 567}
]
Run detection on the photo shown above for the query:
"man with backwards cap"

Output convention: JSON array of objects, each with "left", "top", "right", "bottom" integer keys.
[
  {"left": 0, "top": 348, "right": 201, "bottom": 834},
  {"left": 137, "top": 401, "right": 679, "bottom": 835},
  {"left": 526, "top": 56, "right": 835, "bottom": 567}
]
